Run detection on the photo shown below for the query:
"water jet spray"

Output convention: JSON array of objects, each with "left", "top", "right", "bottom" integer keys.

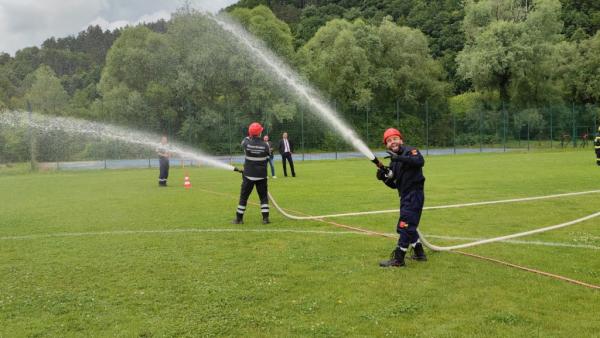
[
  {"left": 208, "top": 13, "right": 382, "bottom": 169},
  {"left": 0, "top": 111, "right": 241, "bottom": 173}
]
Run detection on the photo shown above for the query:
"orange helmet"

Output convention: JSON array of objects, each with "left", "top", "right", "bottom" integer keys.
[
  {"left": 383, "top": 128, "right": 402, "bottom": 144},
  {"left": 248, "top": 122, "right": 263, "bottom": 137}
]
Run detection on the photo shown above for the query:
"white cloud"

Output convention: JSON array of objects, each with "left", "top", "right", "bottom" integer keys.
[
  {"left": 87, "top": 17, "right": 130, "bottom": 32},
  {"left": 0, "top": 0, "right": 240, "bottom": 55},
  {"left": 86, "top": 10, "right": 172, "bottom": 32}
]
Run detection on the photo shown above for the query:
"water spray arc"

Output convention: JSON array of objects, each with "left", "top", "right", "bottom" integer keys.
[
  {"left": 0, "top": 111, "right": 240, "bottom": 173},
  {"left": 209, "top": 14, "right": 387, "bottom": 170}
]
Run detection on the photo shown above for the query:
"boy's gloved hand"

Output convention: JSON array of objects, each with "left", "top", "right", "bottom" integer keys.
[{"left": 376, "top": 166, "right": 393, "bottom": 180}]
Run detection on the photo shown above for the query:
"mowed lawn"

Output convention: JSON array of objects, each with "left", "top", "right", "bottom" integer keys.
[{"left": 1, "top": 149, "right": 599, "bottom": 337}]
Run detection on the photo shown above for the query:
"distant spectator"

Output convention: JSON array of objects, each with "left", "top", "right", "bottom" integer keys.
[
  {"left": 560, "top": 133, "right": 570, "bottom": 148},
  {"left": 581, "top": 132, "right": 589, "bottom": 148},
  {"left": 263, "top": 135, "right": 277, "bottom": 178},
  {"left": 157, "top": 135, "right": 170, "bottom": 187},
  {"left": 278, "top": 132, "right": 296, "bottom": 177}
]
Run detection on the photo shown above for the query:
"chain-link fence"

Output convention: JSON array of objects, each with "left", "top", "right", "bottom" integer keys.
[{"left": 0, "top": 101, "right": 598, "bottom": 170}]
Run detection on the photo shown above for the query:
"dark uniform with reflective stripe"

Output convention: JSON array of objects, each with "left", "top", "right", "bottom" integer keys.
[
  {"left": 380, "top": 145, "right": 425, "bottom": 251},
  {"left": 235, "top": 136, "right": 270, "bottom": 222},
  {"left": 595, "top": 134, "right": 600, "bottom": 166}
]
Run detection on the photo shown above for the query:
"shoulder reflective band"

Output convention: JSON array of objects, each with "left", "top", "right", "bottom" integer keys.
[{"left": 245, "top": 156, "right": 268, "bottom": 161}]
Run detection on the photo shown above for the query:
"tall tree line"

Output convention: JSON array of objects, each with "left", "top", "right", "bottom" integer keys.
[{"left": 0, "top": 1, "right": 599, "bottom": 161}]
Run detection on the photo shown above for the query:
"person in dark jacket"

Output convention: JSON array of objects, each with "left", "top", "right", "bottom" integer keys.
[
  {"left": 263, "top": 135, "right": 277, "bottom": 178},
  {"left": 157, "top": 135, "right": 170, "bottom": 187},
  {"left": 376, "top": 128, "right": 427, "bottom": 267},
  {"left": 233, "top": 122, "right": 271, "bottom": 225},
  {"left": 278, "top": 132, "right": 296, "bottom": 177}
]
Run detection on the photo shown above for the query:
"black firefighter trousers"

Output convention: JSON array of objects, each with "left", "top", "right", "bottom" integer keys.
[{"left": 236, "top": 177, "right": 269, "bottom": 220}]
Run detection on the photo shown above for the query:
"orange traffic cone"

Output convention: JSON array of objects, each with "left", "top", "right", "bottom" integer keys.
[{"left": 184, "top": 175, "right": 192, "bottom": 189}]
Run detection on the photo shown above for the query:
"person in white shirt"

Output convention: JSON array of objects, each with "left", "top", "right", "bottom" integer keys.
[{"left": 278, "top": 132, "right": 296, "bottom": 177}]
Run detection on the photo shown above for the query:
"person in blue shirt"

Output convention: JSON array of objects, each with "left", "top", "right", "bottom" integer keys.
[{"left": 263, "top": 135, "right": 277, "bottom": 178}]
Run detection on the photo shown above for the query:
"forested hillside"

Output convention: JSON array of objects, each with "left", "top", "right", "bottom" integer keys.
[{"left": 0, "top": 0, "right": 599, "bottom": 160}]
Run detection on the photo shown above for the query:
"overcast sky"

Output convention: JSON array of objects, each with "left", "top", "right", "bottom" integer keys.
[{"left": 0, "top": 0, "right": 239, "bottom": 55}]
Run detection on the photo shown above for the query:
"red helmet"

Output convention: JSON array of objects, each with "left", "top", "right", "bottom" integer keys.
[
  {"left": 248, "top": 122, "right": 263, "bottom": 137},
  {"left": 383, "top": 128, "right": 402, "bottom": 144}
]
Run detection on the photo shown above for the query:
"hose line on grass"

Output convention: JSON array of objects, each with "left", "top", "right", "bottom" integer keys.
[
  {"left": 269, "top": 190, "right": 600, "bottom": 220},
  {"left": 196, "top": 188, "right": 599, "bottom": 289},
  {"left": 268, "top": 192, "right": 600, "bottom": 252},
  {"left": 417, "top": 211, "right": 600, "bottom": 251}
]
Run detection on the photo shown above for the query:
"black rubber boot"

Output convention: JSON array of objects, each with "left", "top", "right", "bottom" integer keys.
[
  {"left": 231, "top": 213, "right": 244, "bottom": 224},
  {"left": 411, "top": 243, "right": 427, "bottom": 261},
  {"left": 379, "top": 248, "right": 406, "bottom": 267}
]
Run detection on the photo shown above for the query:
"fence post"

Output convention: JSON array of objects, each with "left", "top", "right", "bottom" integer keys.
[
  {"left": 572, "top": 102, "right": 576, "bottom": 148},
  {"left": 594, "top": 104, "right": 597, "bottom": 138},
  {"left": 228, "top": 109, "right": 232, "bottom": 163},
  {"left": 27, "top": 101, "right": 38, "bottom": 171},
  {"left": 479, "top": 109, "right": 483, "bottom": 153},
  {"left": 550, "top": 106, "right": 553, "bottom": 149},
  {"left": 527, "top": 120, "right": 530, "bottom": 151},
  {"left": 425, "top": 100, "right": 429, "bottom": 156},
  {"left": 55, "top": 133, "right": 60, "bottom": 171},
  {"left": 301, "top": 106, "right": 305, "bottom": 161},
  {"left": 366, "top": 104, "right": 370, "bottom": 147},
  {"left": 334, "top": 100, "right": 338, "bottom": 160},
  {"left": 503, "top": 101, "right": 507, "bottom": 152},
  {"left": 396, "top": 98, "right": 399, "bottom": 128},
  {"left": 453, "top": 110, "right": 456, "bottom": 155}
]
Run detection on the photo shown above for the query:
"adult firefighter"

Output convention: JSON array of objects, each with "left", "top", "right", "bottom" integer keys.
[
  {"left": 376, "top": 128, "right": 427, "bottom": 267},
  {"left": 232, "top": 122, "right": 271, "bottom": 224}
]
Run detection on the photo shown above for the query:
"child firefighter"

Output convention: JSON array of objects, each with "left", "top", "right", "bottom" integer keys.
[{"left": 376, "top": 128, "right": 427, "bottom": 267}]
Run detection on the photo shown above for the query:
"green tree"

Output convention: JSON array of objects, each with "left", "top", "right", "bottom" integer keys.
[
  {"left": 97, "top": 26, "right": 177, "bottom": 130},
  {"left": 557, "top": 31, "right": 600, "bottom": 104},
  {"left": 298, "top": 19, "right": 373, "bottom": 109},
  {"left": 457, "top": 0, "right": 564, "bottom": 107},
  {"left": 229, "top": 5, "right": 295, "bottom": 59},
  {"left": 298, "top": 17, "right": 448, "bottom": 122},
  {"left": 561, "top": 0, "right": 600, "bottom": 40},
  {"left": 24, "top": 65, "right": 69, "bottom": 115}
]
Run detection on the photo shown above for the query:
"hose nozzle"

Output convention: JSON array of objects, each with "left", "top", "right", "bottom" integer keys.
[{"left": 371, "top": 157, "right": 384, "bottom": 168}]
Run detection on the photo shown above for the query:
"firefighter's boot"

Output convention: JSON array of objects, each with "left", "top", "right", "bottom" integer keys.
[
  {"left": 231, "top": 213, "right": 244, "bottom": 225},
  {"left": 379, "top": 247, "right": 406, "bottom": 267},
  {"left": 411, "top": 242, "right": 427, "bottom": 261}
]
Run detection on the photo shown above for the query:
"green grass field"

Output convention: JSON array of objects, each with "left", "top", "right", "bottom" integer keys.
[{"left": 1, "top": 149, "right": 600, "bottom": 337}]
